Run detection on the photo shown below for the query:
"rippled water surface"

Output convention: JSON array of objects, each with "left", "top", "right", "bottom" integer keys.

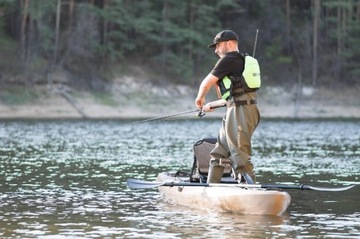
[{"left": 0, "top": 118, "right": 359, "bottom": 238}]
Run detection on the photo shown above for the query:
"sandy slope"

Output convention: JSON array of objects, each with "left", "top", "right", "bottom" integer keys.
[{"left": 0, "top": 79, "right": 359, "bottom": 119}]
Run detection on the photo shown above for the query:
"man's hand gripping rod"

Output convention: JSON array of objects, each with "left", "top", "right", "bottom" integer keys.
[{"left": 197, "top": 99, "right": 227, "bottom": 117}]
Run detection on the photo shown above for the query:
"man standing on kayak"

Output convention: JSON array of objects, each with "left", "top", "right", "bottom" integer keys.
[{"left": 195, "top": 30, "right": 260, "bottom": 183}]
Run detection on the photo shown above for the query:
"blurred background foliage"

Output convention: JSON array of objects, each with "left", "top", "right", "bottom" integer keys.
[{"left": 0, "top": 0, "right": 359, "bottom": 92}]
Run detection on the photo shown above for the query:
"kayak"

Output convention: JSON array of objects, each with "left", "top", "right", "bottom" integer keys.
[
  {"left": 156, "top": 172, "right": 291, "bottom": 216},
  {"left": 127, "top": 138, "right": 354, "bottom": 215}
]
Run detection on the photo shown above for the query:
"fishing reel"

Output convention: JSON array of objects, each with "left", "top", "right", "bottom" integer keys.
[{"left": 196, "top": 109, "right": 206, "bottom": 118}]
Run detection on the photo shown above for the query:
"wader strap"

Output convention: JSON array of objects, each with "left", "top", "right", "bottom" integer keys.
[{"left": 234, "top": 99, "right": 257, "bottom": 106}]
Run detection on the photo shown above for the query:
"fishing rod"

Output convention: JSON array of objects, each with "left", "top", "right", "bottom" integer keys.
[
  {"left": 121, "top": 109, "right": 201, "bottom": 127},
  {"left": 121, "top": 103, "right": 227, "bottom": 127},
  {"left": 252, "top": 29, "right": 259, "bottom": 57}
]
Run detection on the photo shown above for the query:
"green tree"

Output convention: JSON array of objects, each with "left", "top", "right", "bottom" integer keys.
[{"left": 0, "top": 0, "right": 359, "bottom": 89}]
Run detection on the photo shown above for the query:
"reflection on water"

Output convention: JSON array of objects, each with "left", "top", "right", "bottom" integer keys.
[{"left": 0, "top": 118, "right": 359, "bottom": 238}]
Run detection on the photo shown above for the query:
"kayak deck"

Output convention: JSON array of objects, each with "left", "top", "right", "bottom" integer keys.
[{"left": 156, "top": 172, "right": 291, "bottom": 216}]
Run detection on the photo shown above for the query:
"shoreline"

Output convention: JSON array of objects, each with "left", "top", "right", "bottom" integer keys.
[
  {"left": 1, "top": 84, "right": 359, "bottom": 120},
  {"left": 1, "top": 99, "right": 359, "bottom": 120}
]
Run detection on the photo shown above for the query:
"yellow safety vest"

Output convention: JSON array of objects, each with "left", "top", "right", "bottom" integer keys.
[{"left": 219, "top": 55, "right": 261, "bottom": 100}]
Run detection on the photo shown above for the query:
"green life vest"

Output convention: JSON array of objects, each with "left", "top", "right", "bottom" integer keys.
[
  {"left": 243, "top": 55, "right": 261, "bottom": 89},
  {"left": 218, "top": 76, "right": 232, "bottom": 100},
  {"left": 218, "top": 54, "right": 261, "bottom": 100}
]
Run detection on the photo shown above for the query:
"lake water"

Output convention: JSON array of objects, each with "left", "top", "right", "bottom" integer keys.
[{"left": 0, "top": 118, "right": 359, "bottom": 238}]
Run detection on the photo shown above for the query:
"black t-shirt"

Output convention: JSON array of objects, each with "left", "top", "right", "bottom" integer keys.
[{"left": 211, "top": 51, "right": 245, "bottom": 81}]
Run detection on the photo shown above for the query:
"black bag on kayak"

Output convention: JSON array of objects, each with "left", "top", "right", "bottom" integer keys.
[{"left": 190, "top": 138, "right": 232, "bottom": 182}]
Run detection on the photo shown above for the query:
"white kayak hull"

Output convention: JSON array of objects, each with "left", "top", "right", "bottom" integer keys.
[{"left": 156, "top": 172, "right": 291, "bottom": 216}]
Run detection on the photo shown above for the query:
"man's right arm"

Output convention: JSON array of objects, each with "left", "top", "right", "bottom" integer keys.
[{"left": 195, "top": 73, "right": 219, "bottom": 109}]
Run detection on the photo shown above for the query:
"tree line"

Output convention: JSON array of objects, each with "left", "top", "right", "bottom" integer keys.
[{"left": 0, "top": 0, "right": 359, "bottom": 91}]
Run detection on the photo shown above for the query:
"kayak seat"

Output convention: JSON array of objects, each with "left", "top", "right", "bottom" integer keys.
[{"left": 190, "top": 138, "right": 233, "bottom": 182}]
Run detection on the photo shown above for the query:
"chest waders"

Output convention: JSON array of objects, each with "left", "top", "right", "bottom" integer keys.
[{"left": 208, "top": 54, "right": 261, "bottom": 184}]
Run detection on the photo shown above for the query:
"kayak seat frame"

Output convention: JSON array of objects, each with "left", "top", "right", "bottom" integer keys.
[{"left": 190, "top": 138, "right": 233, "bottom": 183}]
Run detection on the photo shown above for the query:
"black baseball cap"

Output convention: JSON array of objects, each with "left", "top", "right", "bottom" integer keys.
[{"left": 208, "top": 30, "right": 239, "bottom": 48}]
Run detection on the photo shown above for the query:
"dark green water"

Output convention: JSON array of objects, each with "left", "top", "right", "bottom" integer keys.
[{"left": 0, "top": 118, "right": 359, "bottom": 238}]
